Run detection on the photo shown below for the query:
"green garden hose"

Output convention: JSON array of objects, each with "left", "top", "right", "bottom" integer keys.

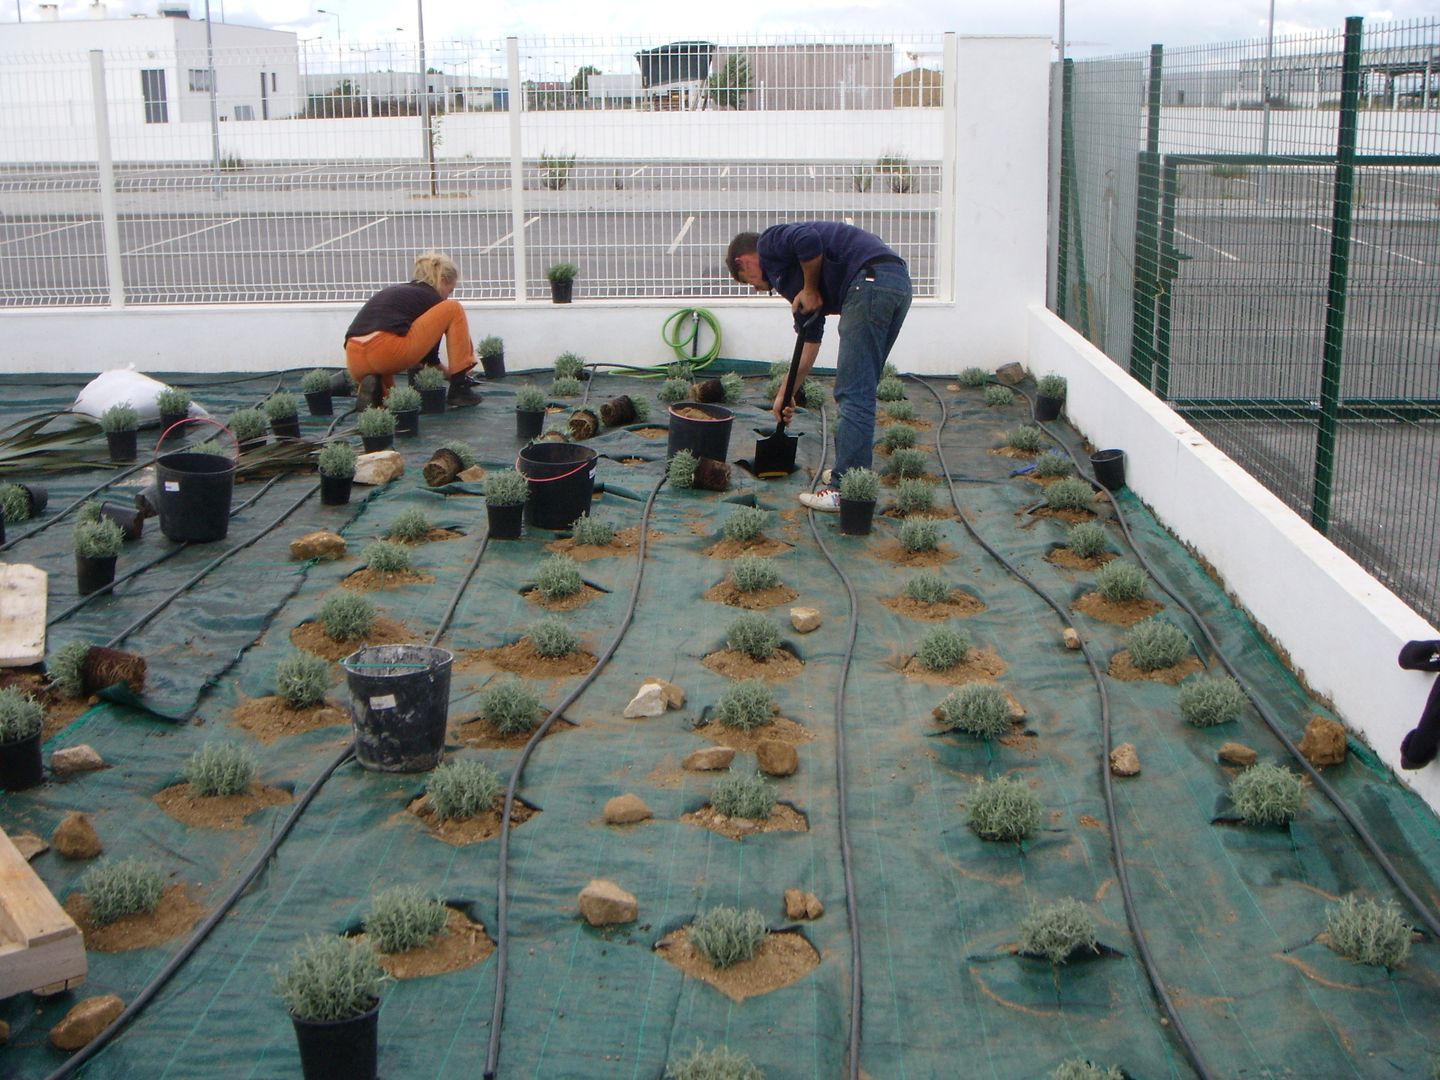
[{"left": 659, "top": 307, "right": 722, "bottom": 372}]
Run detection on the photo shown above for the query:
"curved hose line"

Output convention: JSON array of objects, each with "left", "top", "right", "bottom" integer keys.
[
  {"left": 0, "top": 460, "right": 150, "bottom": 555},
  {"left": 660, "top": 308, "right": 722, "bottom": 370}
]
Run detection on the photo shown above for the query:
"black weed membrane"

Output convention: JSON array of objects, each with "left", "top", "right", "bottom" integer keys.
[{"left": 2, "top": 366, "right": 1438, "bottom": 1079}]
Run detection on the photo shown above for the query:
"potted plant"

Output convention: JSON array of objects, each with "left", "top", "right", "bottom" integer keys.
[
  {"left": 356, "top": 407, "right": 396, "bottom": 453},
  {"left": 317, "top": 442, "right": 357, "bottom": 506},
  {"left": 265, "top": 392, "right": 302, "bottom": 439},
  {"left": 274, "top": 935, "right": 386, "bottom": 1080},
  {"left": 515, "top": 385, "right": 547, "bottom": 441},
  {"left": 155, "top": 385, "right": 192, "bottom": 432},
  {"left": 483, "top": 469, "right": 528, "bottom": 540},
  {"left": 546, "top": 263, "right": 579, "bottom": 304},
  {"left": 414, "top": 365, "right": 449, "bottom": 414},
  {"left": 0, "top": 687, "right": 45, "bottom": 792},
  {"left": 477, "top": 335, "right": 505, "bottom": 379},
  {"left": 838, "top": 467, "right": 880, "bottom": 535},
  {"left": 386, "top": 386, "right": 422, "bottom": 437},
  {"left": 1034, "top": 373, "right": 1067, "bottom": 422},
  {"left": 74, "top": 515, "right": 124, "bottom": 596},
  {"left": 230, "top": 407, "right": 269, "bottom": 452},
  {"left": 301, "top": 369, "right": 335, "bottom": 417},
  {"left": 100, "top": 402, "right": 139, "bottom": 463}
]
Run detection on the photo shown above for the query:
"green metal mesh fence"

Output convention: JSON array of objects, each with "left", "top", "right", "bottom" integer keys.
[{"left": 1055, "top": 17, "right": 1440, "bottom": 627}]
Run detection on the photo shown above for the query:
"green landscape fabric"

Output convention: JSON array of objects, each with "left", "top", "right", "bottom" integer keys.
[{"left": 1, "top": 368, "right": 1438, "bottom": 1078}]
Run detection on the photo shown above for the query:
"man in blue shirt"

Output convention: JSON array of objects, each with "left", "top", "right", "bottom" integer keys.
[{"left": 726, "top": 222, "right": 912, "bottom": 511}]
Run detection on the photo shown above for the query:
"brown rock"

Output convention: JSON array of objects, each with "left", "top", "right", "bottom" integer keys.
[
  {"left": 1298, "top": 716, "right": 1347, "bottom": 767},
  {"left": 51, "top": 744, "right": 106, "bottom": 776},
  {"left": 994, "top": 362, "right": 1026, "bottom": 386},
  {"left": 50, "top": 995, "right": 123, "bottom": 1051},
  {"left": 353, "top": 450, "right": 404, "bottom": 486},
  {"left": 290, "top": 530, "right": 346, "bottom": 561},
  {"left": 603, "top": 794, "right": 652, "bottom": 825},
  {"left": 1063, "top": 627, "right": 1081, "bottom": 650},
  {"left": 457, "top": 465, "right": 487, "bottom": 483},
  {"left": 648, "top": 679, "right": 685, "bottom": 709},
  {"left": 12, "top": 831, "right": 48, "bottom": 860},
  {"left": 1218, "top": 742, "right": 1258, "bottom": 767},
  {"left": 683, "top": 746, "right": 735, "bottom": 771},
  {"left": 789, "top": 607, "right": 822, "bottom": 634},
  {"left": 784, "top": 888, "right": 807, "bottom": 919},
  {"left": 1109, "top": 743, "right": 1141, "bottom": 777},
  {"left": 578, "top": 879, "right": 637, "bottom": 926},
  {"left": 53, "top": 812, "right": 102, "bottom": 860},
  {"left": 804, "top": 892, "right": 824, "bottom": 919},
  {"left": 755, "top": 739, "right": 798, "bottom": 777}
]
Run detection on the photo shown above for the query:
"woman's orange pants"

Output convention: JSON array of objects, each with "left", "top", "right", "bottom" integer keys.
[{"left": 344, "top": 299, "right": 476, "bottom": 397}]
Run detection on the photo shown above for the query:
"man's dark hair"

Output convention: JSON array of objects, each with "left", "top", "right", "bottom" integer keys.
[{"left": 726, "top": 232, "right": 759, "bottom": 283}]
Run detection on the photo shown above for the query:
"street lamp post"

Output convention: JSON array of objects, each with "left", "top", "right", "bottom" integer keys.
[
  {"left": 418, "top": 0, "right": 437, "bottom": 195},
  {"left": 316, "top": 9, "right": 344, "bottom": 109}
]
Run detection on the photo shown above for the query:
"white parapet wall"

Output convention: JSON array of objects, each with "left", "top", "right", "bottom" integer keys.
[{"left": 1027, "top": 303, "right": 1440, "bottom": 812}]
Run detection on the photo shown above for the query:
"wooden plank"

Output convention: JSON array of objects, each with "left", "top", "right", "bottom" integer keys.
[
  {"left": 0, "top": 827, "right": 87, "bottom": 998},
  {"left": 0, "top": 562, "right": 47, "bottom": 667}
]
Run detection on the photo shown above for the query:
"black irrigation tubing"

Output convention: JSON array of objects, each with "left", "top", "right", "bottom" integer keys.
[
  {"left": 910, "top": 376, "right": 1217, "bottom": 1080},
  {"left": 0, "top": 461, "right": 151, "bottom": 555},
  {"left": 484, "top": 470, "right": 667, "bottom": 1079}
]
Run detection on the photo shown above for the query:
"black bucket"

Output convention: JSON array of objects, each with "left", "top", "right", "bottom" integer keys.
[
  {"left": 667, "top": 402, "right": 733, "bottom": 462},
  {"left": 1033, "top": 394, "right": 1063, "bottom": 422},
  {"left": 839, "top": 497, "right": 876, "bottom": 536},
  {"left": 1091, "top": 449, "right": 1126, "bottom": 491},
  {"left": 517, "top": 442, "right": 597, "bottom": 530},
  {"left": 154, "top": 419, "right": 236, "bottom": 543},
  {"left": 343, "top": 644, "right": 453, "bottom": 773},
  {"left": 290, "top": 999, "right": 379, "bottom": 1080}
]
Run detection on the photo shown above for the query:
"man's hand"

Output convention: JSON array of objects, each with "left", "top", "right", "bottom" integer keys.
[
  {"left": 791, "top": 288, "right": 823, "bottom": 316},
  {"left": 772, "top": 383, "right": 796, "bottom": 425}
]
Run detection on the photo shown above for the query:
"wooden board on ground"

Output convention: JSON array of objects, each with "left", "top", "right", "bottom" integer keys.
[
  {"left": 0, "top": 563, "right": 47, "bottom": 667},
  {"left": 0, "top": 827, "right": 86, "bottom": 997}
]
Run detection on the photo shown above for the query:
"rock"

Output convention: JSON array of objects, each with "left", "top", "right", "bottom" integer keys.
[
  {"left": 1007, "top": 694, "right": 1026, "bottom": 720},
  {"left": 994, "top": 362, "right": 1026, "bottom": 386},
  {"left": 683, "top": 746, "right": 735, "bottom": 771},
  {"left": 1063, "top": 627, "right": 1081, "bottom": 650},
  {"left": 1298, "top": 716, "right": 1347, "bottom": 766},
  {"left": 1109, "top": 743, "right": 1141, "bottom": 777},
  {"left": 51, "top": 744, "right": 106, "bottom": 776},
  {"left": 353, "top": 450, "right": 404, "bottom": 486},
  {"left": 784, "top": 888, "right": 807, "bottom": 919},
  {"left": 804, "top": 893, "right": 824, "bottom": 919},
  {"left": 1219, "top": 742, "right": 1258, "bottom": 767},
  {"left": 578, "top": 879, "right": 637, "bottom": 926},
  {"left": 604, "top": 794, "right": 651, "bottom": 825},
  {"left": 646, "top": 679, "right": 685, "bottom": 709},
  {"left": 789, "top": 607, "right": 822, "bottom": 633},
  {"left": 755, "top": 739, "right": 798, "bottom": 777},
  {"left": 457, "top": 465, "right": 487, "bottom": 483},
  {"left": 50, "top": 995, "right": 123, "bottom": 1051},
  {"left": 290, "top": 530, "right": 346, "bottom": 561},
  {"left": 623, "top": 682, "right": 667, "bottom": 719},
  {"left": 12, "top": 831, "right": 48, "bottom": 860},
  {"left": 53, "top": 812, "right": 102, "bottom": 860}
]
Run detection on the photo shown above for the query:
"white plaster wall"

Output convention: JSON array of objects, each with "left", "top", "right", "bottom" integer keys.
[{"left": 1026, "top": 303, "right": 1440, "bottom": 812}]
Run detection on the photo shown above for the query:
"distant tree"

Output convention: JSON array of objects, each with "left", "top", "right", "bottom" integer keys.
[
  {"left": 708, "top": 55, "right": 752, "bottom": 109},
  {"left": 571, "top": 64, "right": 601, "bottom": 92}
]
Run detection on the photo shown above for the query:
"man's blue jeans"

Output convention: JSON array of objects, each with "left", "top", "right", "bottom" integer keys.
[{"left": 832, "top": 261, "right": 912, "bottom": 481}]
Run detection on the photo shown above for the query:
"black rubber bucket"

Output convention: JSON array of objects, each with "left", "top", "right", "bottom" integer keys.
[
  {"left": 1091, "top": 449, "right": 1126, "bottom": 491},
  {"left": 343, "top": 644, "right": 453, "bottom": 773},
  {"left": 290, "top": 999, "right": 379, "bottom": 1080},
  {"left": 667, "top": 402, "right": 733, "bottom": 462},
  {"left": 517, "top": 442, "right": 597, "bottom": 530},
  {"left": 0, "top": 729, "right": 44, "bottom": 792}
]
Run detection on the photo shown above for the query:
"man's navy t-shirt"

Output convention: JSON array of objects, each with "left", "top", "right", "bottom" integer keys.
[{"left": 756, "top": 222, "right": 902, "bottom": 342}]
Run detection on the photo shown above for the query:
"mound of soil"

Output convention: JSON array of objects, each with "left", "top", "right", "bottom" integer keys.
[
  {"left": 1108, "top": 652, "right": 1204, "bottom": 685},
  {"left": 702, "top": 648, "right": 804, "bottom": 681},
  {"left": 65, "top": 884, "right": 204, "bottom": 953},
  {"left": 230, "top": 695, "right": 349, "bottom": 744},
  {"left": 1047, "top": 548, "right": 1116, "bottom": 572},
  {"left": 900, "top": 645, "right": 1008, "bottom": 686},
  {"left": 290, "top": 617, "right": 414, "bottom": 662},
  {"left": 463, "top": 638, "right": 597, "bottom": 679},
  {"left": 703, "top": 580, "right": 799, "bottom": 610},
  {"left": 0, "top": 670, "right": 93, "bottom": 740},
  {"left": 342, "top": 568, "right": 436, "bottom": 593},
  {"left": 990, "top": 446, "right": 1039, "bottom": 460},
  {"left": 1029, "top": 506, "right": 1098, "bottom": 524},
  {"left": 881, "top": 590, "right": 986, "bottom": 621},
  {"left": 656, "top": 928, "right": 820, "bottom": 1002},
  {"left": 451, "top": 716, "right": 572, "bottom": 750},
  {"left": 408, "top": 794, "right": 537, "bottom": 846},
  {"left": 394, "top": 527, "right": 464, "bottom": 546},
  {"left": 546, "top": 526, "right": 649, "bottom": 561},
  {"left": 367, "top": 907, "right": 494, "bottom": 979},
  {"left": 868, "top": 540, "right": 955, "bottom": 567},
  {"left": 703, "top": 536, "right": 793, "bottom": 560},
  {"left": 1073, "top": 591, "right": 1164, "bottom": 627},
  {"left": 683, "top": 802, "right": 809, "bottom": 841},
  {"left": 154, "top": 782, "right": 293, "bottom": 829},
  {"left": 525, "top": 584, "right": 605, "bottom": 612},
  {"left": 692, "top": 715, "right": 815, "bottom": 753}
]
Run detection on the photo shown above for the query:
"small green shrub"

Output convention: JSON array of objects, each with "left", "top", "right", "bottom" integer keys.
[
  {"left": 881, "top": 423, "right": 917, "bottom": 451},
  {"left": 440, "top": 440, "right": 477, "bottom": 469},
  {"left": 876, "top": 376, "right": 906, "bottom": 402},
  {"left": 1045, "top": 477, "right": 1094, "bottom": 511},
  {"left": 274, "top": 935, "right": 385, "bottom": 1022},
  {"left": 553, "top": 351, "right": 586, "bottom": 379},
  {"left": 1037, "top": 374, "right": 1068, "bottom": 399},
  {"left": 363, "top": 541, "right": 412, "bottom": 575},
  {"left": 1066, "top": 521, "right": 1109, "bottom": 559},
  {"left": 535, "top": 554, "right": 583, "bottom": 599},
  {"left": 937, "top": 683, "right": 1011, "bottom": 739},
  {"left": 668, "top": 449, "right": 699, "bottom": 488},
  {"left": 413, "top": 365, "right": 448, "bottom": 391},
  {"left": 157, "top": 385, "right": 193, "bottom": 413},
  {"left": 798, "top": 381, "right": 825, "bottom": 410},
  {"left": 477, "top": 335, "right": 504, "bottom": 359},
  {"left": 895, "top": 478, "right": 936, "bottom": 515},
  {"left": 958, "top": 367, "right": 989, "bottom": 388},
  {"left": 983, "top": 385, "right": 1014, "bottom": 407},
  {"left": 426, "top": 757, "right": 503, "bottom": 820},
  {"left": 1324, "top": 894, "right": 1413, "bottom": 968},
  {"left": 630, "top": 396, "right": 652, "bottom": 421},
  {"left": 1053, "top": 1059, "right": 1122, "bottom": 1080},
  {"left": 882, "top": 362, "right": 900, "bottom": 379},
  {"left": 1230, "top": 762, "right": 1305, "bottom": 825},
  {"left": 300, "top": 369, "right": 332, "bottom": 394},
  {"left": 528, "top": 615, "right": 579, "bottom": 658},
  {"left": 484, "top": 469, "right": 529, "bottom": 507},
  {"left": 1094, "top": 560, "right": 1147, "bottom": 603},
  {"left": 386, "top": 385, "right": 421, "bottom": 413},
  {"left": 0, "top": 687, "right": 43, "bottom": 743},
  {"left": 839, "top": 467, "right": 879, "bottom": 502},
  {"left": 570, "top": 516, "right": 614, "bottom": 546},
  {"left": 0, "top": 483, "right": 31, "bottom": 524},
  {"left": 1124, "top": 618, "right": 1190, "bottom": 671},
  {"left": 100, "top": 402, "right": 139, "bottom": 433},
  {"left": 1019, "top": 898, "right": 1098, "bottom": 964},
  {"left": 887, "top": 448, "right": 928, "bottom": 479},
  {"left": 1177, "top": 675, "right": 1247, "bottom": 727},
  {"left": 727, "top": 614, "right": 781, "bottom": 660},
  {"left": 365, "top": 885, "right": 449, "bottom": 954},
  {"left": 886, "top": 400, "right": 917, "bottom": 422},
  {"left": 969, "top": 776, "right": 1043, "bottom": 842},
  {"left": 48, "top": 640, "right": 91, "bottom": 699},
  {"left": 1006, "top": 425, "right": 1046, "bottom": 453},
  {"left": 84, "top": 501, "right": 109, "bottom": 526},
  {"left": 898, "top": 517, "right": 941, "bottom": 553},
  {"left": 688, "top": 906, "right": 768, "bottom": 969},
  {"left": 356, "top": 407, "right": 396, "bottom": 437},
  {"left": 904, "top": 571, "right": 951, "bottom": 605},
  {"left": 658, "top": 377, "right": 692, "bottom": 404},
  {"left": 722, "top": 505, "right": 769, "bottom": 542},
  {"left": 714, "top": 680, "right": 774, "bottom": 730},
  {"left": 552, "top": 375, "right": 583, "bottom": 397},
  {"left": 388, "top": 508, "right": 431, "bottom": 542},
  {"left": 515, "top": 385, "right": 547, "bottom": 412},
  {"left": 79, "top": 858, "right": 165, "bottom": 926},
  {"left": 318, "top": 592, "right": 376, "bottom": 642},
  {"left": 720, "top": 372, "right": 745, "bottom": 404},
  {"left": 667, "top": 361, "right": 695, "bottom": 381},
  {"left": 192, "top": 440, "right": 230, "bottom": 458},
  {"left": 184, "top": 741, "right": 257, "bottom": 796},
  {"left": 316, "top": 441, "right": 356, "bottom": 478},
  {"left": 665, "top": 1041, "right": 765, "bottom": 1080},
  {"left": 275, "top": 652, "right": 329, "bottom": 708},
  {"left": 916, "top": 626, "right": 970, "bottom": 671},
  {"left": 229, "top": 407, "right": 268, "bottom": 442},
  {"left": 546, "top": 261, "right": 579, "bottom": 283},
  {"left": 479, "top": 676, "right": 543, "bottom": 734},
  {"left": 1033, "top": 452, "right": 1072, "bottom": 478},
  {"left": 74, "top": 517, "right": 123, "bottom": 558},
  {"left": 710, "top": 771, "right": 776, "bottom": 820},
  {"left": 264, "top": 392, "right": 299, "bottom": 421},
  {"left": 730, "top": 555, "right": 780, "bottom": 593}
]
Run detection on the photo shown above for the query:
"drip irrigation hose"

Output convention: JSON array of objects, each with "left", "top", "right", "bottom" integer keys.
[
  {"left": 0, "top": 460, "right": 149, "bottom": 555},
  {"left": 911, "top": 377, "right": 1216, "bottom": 1080},
  {"left": 484, "top": 471, "right": 667, "bottom": 1079}
]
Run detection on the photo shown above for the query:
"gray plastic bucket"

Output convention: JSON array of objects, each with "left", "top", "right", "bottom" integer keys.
[{"left": 343, "top": 644, "right": 453, "bottom": 772}]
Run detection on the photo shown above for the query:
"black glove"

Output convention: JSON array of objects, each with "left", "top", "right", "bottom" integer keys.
[
  {"left": 1399, "top": 640, "right": 1440, "bottom": 770},
  {"left": 1398, "top": 640, "right": 1440, "bottom": 672}
]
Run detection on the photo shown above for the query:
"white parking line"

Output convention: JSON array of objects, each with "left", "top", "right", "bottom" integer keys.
[
  {"left": 667, "top": 215, "right": 695, "bottom": 255},
  {"left": 303, "top": 217, "right": 389, "bottom": 253},
  {"left": 0, "top": 222, "right": 86, "bottom": 247},
  {"left": 125, "top": 218, "right": 239, "bottom": 254},
  {"left": 480, "top": 216, "right": 539, "bottom": 255},
  {"left": 719, "top": 166, "right": 730, "bottom": 178},
  {"left": 629, "top": 166, "right": 646, "bottom": 178},
  {"left": 807, "top": 166, "right": 816, "bottom": 179},
  {"left": 1175, "top": 229, "right": 1239, "bottom": 262},
  {"left": 1309, "top": 222, "right": 1425, "bottom": 266}
]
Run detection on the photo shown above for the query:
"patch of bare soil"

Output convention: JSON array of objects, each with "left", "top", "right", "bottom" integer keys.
[
  {"left": 1108, "top": 651, "right": 1205, "bottom": 685},
  {"left": 408, "top": 794, "right": 536, "bottom": 846},
  {"left": 683, "top": 802, "right": 809, "bottom": 840},
  {"left": 231, "top": 695, "right": 348, "bottom": 744},
  {"left": 290, "top": 617, "right": 415, "bottom": 662},
  {"left": 881, "top": 506, "right": 957, "bottom": 522},
  {"left": 1048, "top": 548, "right": 1116, "bottom": 572},
  {"left": 631, "top": 427, "right": 668, "bottom": 439},
  {"left": 154, "top": 782, "right": 293, "bottom": 829},
  {"left": 1030, "top": 506, "right": 1098, "bottom": 524},
  {"left": 672, "top": 406, "right": 713, "bottom": 420},
  {"left": 525, "top": 583, "right": 605, "bottom": 612},
  {"left": 395, "top": 527, "right": 464, "bottom": 546},
  {"left": 1020, "top": 473, "right": 1074, "bottom": 489},
  {"left": 989, "top": 446, "right": 1039, "bottom": 459},
  {"left": 451, "top": 716, "right": 572, "bottom": 750},
  {"left": 66, "top": 883, "right": 204, "bottom": 952},
  {"left": 703, "top": 535, "right": 793, "bottom": 559},
  {"left": 546, "top": 526, "right": 648, "bottom": 561},
  {"left": 868, "top": 540, "right": 955, "bottom": 567},
  {"left": 462, "top": 639, "right": 597, "bottom": 679},
  {"left": 703, "top": 580, "right": 799, "bottom": 610},
  {"left": 1, "top": 670, "right": 94, "bottom": 740},
  {"left": 656, "top": 928, "right": 820, "bottom": 1002},
  {"left": 693, "top": 716, "right": 815, "bottom": 753},
  {"left": 900, "top": 645, "right": 1009, "bottom": 686},
  {"left": 1073, "top": 592, "right": 1165, "bottom": 627},
  {"left": 881, "top": 471, "right": 942, "bottom": 488},
  {"left": 367, "top": 907, "right": 494, "bottom": 979},
  {"left": 702, "top": 648, "right": 804, "bottom": 681},
  {"left": 618, "top": 457, "right": 647, "bottom": 466},
  {"left": 878, "top": 415, "right": 933, "bottom": 430},
  {"left": 342, "top": 567, "right": 436, "bottom": 593},
  {"left": 881, "top": 590, "right": 986, "bottom": 621},
  {"left": 998, "top": 732, "right": 1039, "bottom": 754}
]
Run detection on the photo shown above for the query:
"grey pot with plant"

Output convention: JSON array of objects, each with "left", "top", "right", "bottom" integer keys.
[
  {"left": 0, "top": 686, "right": 45, "bottom": 791},
  {"left": 477, "top": 335, "right": 505, "bottom": 379},
  {"left": 300, "top": 369, "right": 335, "bottom": 417},
  {"left": 275, "top": 935, "right": 386, "bottom": 1080},
  {"left": 484, "top": 469, "right": 529, "bottom": 539},
  {"left": 317, "top": 442, "right": 357, "bottom": 506},
  {"left": 386, "top": 386, "right": 422, "bottom": 437},
  {"left": 75, "top": 516, "right": 124, "bottom": 595},
  {"left": 1034, "top": 373, "right": 1067, "bottom": 422},
  {"left": 356, "top": 407, "right": 396, "bottom": 452},
  {"left": 545, "top": 263, "right": 579, "bottom": 303},
  {"left": 100, "top": 402, "right": 140, "bottom": 462},
  {"left": 838, "top": 467, "right": 880, "bottom": 535}
]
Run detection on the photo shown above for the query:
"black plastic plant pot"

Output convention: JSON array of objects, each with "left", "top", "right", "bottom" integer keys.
[
  {"left": 481, "top": 353, "right": 506, "bottom": 379},
  {"left": 516, "top": 409, "right": 545, "bottom": 441},
  {"left": 20, "top": 483, "right": 48, "bottom": 517},
  {"left": 319, "top": 474, "right": 353, "bottom": 506},
  {"left": 518, "top": 442, "right": 598, "bottom": 530},
  {"left": 344, "top": 645, "right": 452, "bottom": 773},
  {"left": 1091, "top": 448, "right": 1127, "bottom": 492},
  {"left": 550, "top": 279, "right": 574, "bottom": 304},
  {"left": 99, "top": 501, "right": 144, "bottom": 541},
  {"left": 839, "top": 497, "right": 876, "bottom": 536},
  {"left": 106, "top": 429, "right": 138, "bottom": 463},
  {"left": 360, "top": 434, "right": 394, "bottom": 453},
  {"left": 75, "top": 553, "right": 117, "bottom": 596},
  {"left": 271, "top": 417, "right": 302, "bottom": 440},
  {"left": 666, "top": 401, "right": 734, "bottom": 463},
  {"left": 156, "top": 451, "right": 235, "bottom": 543},
  {"left": 393, "top": 408, "right": 420, "bottom": 437},
  {"left": 1033, "top": 394, "right": 1064, "bottom": 422},
  {"left": 419, "top": 387, "right": 448, "bottom": 415},
  {"left": 304, "top": 390, "right": 334, "bottom": 417},
  {"left": 290, "top": 999, "right": 379, "bottom": 1080},
  {"left": 487, "top": 501, "right": 524, "bottom": 540},
  {"left": 159, "top": 410, "right": 188, "bottom": 434},
  {"left": 0, "top": 729, "right": 44, "bottom": 792}
]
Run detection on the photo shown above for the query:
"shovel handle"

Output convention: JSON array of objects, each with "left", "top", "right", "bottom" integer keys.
[{"left": 775, "top": 312, "right": 821, "bottom": 436}]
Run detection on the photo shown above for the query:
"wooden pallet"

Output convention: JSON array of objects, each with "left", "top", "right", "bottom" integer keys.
[
  {"left": 0, "top": 827, "right": 86, "bottom": 998},
  {"left": 0, "top": 562, "right": 47, "bottom": 668}
]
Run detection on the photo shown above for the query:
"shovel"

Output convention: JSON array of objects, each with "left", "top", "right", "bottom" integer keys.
[{"left": 750, "top": 314, "right": 818, "bottom": 479}]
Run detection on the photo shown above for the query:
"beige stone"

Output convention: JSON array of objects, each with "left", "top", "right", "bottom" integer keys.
[
  {"left": 755, "top": 739, "right": 798, "bottom": 777},
  {"left": 645, "top": 678, "right": 685, "bottom": 709},
  {"left": 457, "top": 465, "right": 488, "bottom": 483},
  {"left": 1063, "top": 627, "right": 1081, "bottom": 650},
  {"left": 1218, "top": 742, "right": 1258, "bottom": 767},
  {"left": 12, "top": 831, "right": 48, "bottom": 860},
  {"left": 53, "top": 812, "right": 102, "bottom": 860},
  {"left": 623, "top": 683, "right": 667, "bottom": 719},
  {"left": 604, "top": 794, "right": 652, "bottom": 825},
  {"left": 1298, "top": 716, "right": 1347, "bottom": 767},
  {"left": 289, "top": 530, "right": 346, "bottom": 561},
  {"left": 50, "top": 995, "right": 123, "bottom": 1051},
  {"left": 804, "top": 892, "right": 824, "bottom": 919},
  {"left": 994, "top": 362, "right": 1026, "bottom": 386},
  {"left": 578, "top": 879, "right": 637, "bottom": 926},
  {"left": 683, "top": 746, "right": 735, "bottom": 771},
  {"left": 1109, "top": 743, "right": 1141, "bottom": 777},
  {"left": 353, "top": 450, "right": 404, "bottom": 486},
  {"left": 789, "top": 607, "right": 822, "bottom": 633},
  {"left": 51, "top": 744, "right": 106, "bottom": 776},
  {"left": 784, "top": 888, "right": 807, "bottom": 919}
]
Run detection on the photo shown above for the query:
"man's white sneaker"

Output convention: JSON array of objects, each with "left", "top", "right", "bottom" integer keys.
[{"left": 798, "top": 487, "right": 841, "bottom": 512}]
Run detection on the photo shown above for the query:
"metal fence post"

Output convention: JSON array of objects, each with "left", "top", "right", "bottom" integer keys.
[
  {"left": 506, "top": 37, "right": 527, "bottom": 302},
  {"left": 1054, "top": 58, "right": 1072, "bottom": 323},
  {"left": 937, "top": 32, "right": 957, "bottom": 303},
  {"left": 1129, "top": 44, "right": 1163, "bottom": 386},
  {"left": 90, "top": 50, "right": 124, "bottom": 310}
]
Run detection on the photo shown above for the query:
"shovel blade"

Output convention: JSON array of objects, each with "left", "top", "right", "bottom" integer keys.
[{"left": 750, "top": 427, "right": 800, "bottom": 478}]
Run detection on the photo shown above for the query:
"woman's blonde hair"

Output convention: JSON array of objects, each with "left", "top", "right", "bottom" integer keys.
[{"left": 412, "top": 251, "right": 459, "bottom": 289}]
